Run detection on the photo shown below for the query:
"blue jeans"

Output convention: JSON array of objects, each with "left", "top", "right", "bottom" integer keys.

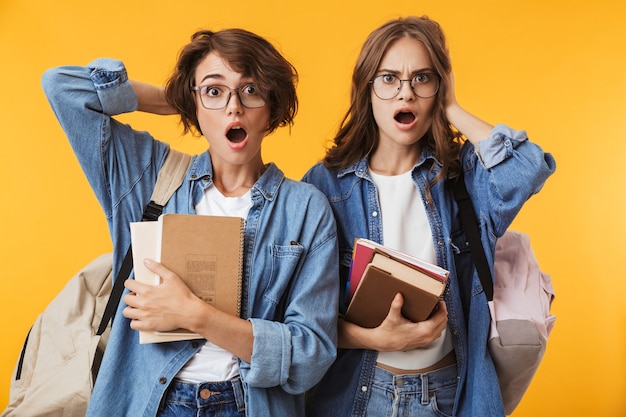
[
  {"left": 157, "top": 378, "right": 246, "bottom": 417},
  {"left": 365, "top": 364, "right": 458, "bottom": 417}
]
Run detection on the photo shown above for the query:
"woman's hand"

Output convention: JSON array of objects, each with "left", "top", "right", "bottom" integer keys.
[
  {"left": 338, "top": 294, "right": 448, "bottom": 352},
  {"left": 444, "top": 71, "right": 494, "bottom": 145},
  {"left": 123, "top": 259, "right": 204, "bottom": 333},
  {"left": 123, "top": 259, "right": 254, "bottom": 362},
  {"left": 445, "top": 71, "right": 459, "bottom": 112}
]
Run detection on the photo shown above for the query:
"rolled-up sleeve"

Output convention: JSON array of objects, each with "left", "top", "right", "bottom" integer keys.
[
  {"left": 42, "top": 59, "right": 164, "bottom": 220},
  {"left": 88, "top": 58, "right": 138, "bottom": 115},
  {"left": 464, "top": 124, "right": 556, "bottom": 236},
  {"left": 243, "top": 193, "right": 339, "bottom": 394}
]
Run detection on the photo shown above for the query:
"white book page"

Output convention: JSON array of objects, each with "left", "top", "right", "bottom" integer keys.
[{"left": 129, "top": 221, "right": 201, "bottom": 344}]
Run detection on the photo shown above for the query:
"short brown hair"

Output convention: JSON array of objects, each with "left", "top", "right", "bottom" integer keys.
[{"left": 165, "top": 28, "right": 298, "bottom": 135}]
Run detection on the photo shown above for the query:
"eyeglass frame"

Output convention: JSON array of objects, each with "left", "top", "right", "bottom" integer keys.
[
  {"left": 191, "top": 83, "right": 267, "bottom": 110},
  {"left": 368, "top": 73, "right": 440, "bottom": 100}
]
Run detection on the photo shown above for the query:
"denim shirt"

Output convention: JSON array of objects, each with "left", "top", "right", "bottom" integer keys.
[
  {"left": 41, "top": 58, "right": 339, "bottom": 417},
  {"left": 302, "top": 126, "right": 556, "bottom": 417}
]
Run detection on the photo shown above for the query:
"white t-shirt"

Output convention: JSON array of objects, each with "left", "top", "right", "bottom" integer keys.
[
  {"left": 175, "top": 185, "right": 252, "bottom": 383},
  {"left": 369, "top": 168, "right": 453, "bottom": 370}
]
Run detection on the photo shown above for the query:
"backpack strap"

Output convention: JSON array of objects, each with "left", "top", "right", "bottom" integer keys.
[
  {"left": 96, "top": 150, "right": 192, "bottom": 336},
  {"left": 451, "top": 171, "right": 494, "bottom": 301}
]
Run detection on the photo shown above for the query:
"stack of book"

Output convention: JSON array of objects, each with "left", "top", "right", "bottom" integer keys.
[
  {"left": 130, "top": 213, "right": 244, "bottom": 343},
  {"left": 344, "top": 238, "right": 449, "bottom": 328}
]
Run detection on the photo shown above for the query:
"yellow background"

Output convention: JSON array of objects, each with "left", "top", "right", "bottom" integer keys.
[{"left": 1, "top": 0, "right": 625, "bottom": 415}]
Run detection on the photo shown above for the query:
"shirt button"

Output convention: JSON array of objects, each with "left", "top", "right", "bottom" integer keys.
[
  {"left": 437, "top": 240, "right": 444, "bottom": 247},
  {"left": 200, "top": 389, "right": 212, "bottom": 399},
  {"left": 159, "top": 377, "right": 167, "bottom": 384},
  {"left": 361, "top": 386, "right": 368, "bottom": 392},
  {"left": 372, "top": 211, "right": 378, "bottom": 217}
]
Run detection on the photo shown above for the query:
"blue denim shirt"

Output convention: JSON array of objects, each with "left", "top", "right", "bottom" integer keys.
[
  {"left": 302, "top": 126, "right": 556, "bottom": 417},
  {"left": 41, "top": 58, "right": 339, "bottom": 417}
]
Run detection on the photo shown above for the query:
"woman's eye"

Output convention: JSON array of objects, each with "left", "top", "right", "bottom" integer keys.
[
  {"left": 201, "top": 86, "right": 223, "bottom": 97},
  {"left": 242, "top": 85, "right": 258, "bottom": 96},
  {"left": 382, "top": 74, "right": 396, "bottom": 84},
  {"left": 414, "top": 73, "right": 431, "bottom": 83}
]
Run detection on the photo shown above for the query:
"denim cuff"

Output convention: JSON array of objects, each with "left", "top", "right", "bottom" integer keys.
[
  {"left": 476, "top": 124, "right": 528, "bottom": 170},
  {"left": 88, "top": 58, "right": 138, "bottom": 115}
]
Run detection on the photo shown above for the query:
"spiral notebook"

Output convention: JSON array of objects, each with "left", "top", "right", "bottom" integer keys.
[{"left": 130, "top": 214, "right": 244, "bottom": 344}]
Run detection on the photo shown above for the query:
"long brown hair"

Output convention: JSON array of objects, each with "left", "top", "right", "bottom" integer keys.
[
  {"left": 324, "top": 16, "right": 462, "bottom": 191},
  {"left": 165, "top": 28, "right": 298, "bottom": 136}
]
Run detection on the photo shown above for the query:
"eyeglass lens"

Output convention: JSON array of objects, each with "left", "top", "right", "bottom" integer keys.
[
  {"left": 195, "top": 84, "right": 265, "bottom": 110},
  {"left": 371, "top": 74, "right": 439, "bottom": 100}
]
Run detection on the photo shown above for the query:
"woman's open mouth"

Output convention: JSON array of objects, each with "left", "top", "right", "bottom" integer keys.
[
  {"left": 394, "top": 111, "right": 416, "bottom": 124},
  {"left": 226, "top": 126, "right": 247, "bottom": 143}
]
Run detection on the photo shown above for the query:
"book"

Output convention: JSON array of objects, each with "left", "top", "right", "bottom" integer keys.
[
  {"left": 130, "top": 214, "right": 245, "bottom": 343},
  {"left": 347, "top": 238, "right": 448, "bottom": 301},
  {"left": 344, "top": 240, "right": 449, "bottom": 328}
]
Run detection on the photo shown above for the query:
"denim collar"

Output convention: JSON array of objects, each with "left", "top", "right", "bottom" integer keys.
[
  {"left": 336, "top": 147, "right": 442, "bottom": 179},
  {"left": 186, "top": 150, "right": 284, "bottom": 202}
]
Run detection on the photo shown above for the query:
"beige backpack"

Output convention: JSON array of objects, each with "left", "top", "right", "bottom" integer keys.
[{"left": 2, "top": 150, "right": 191, "bottom": 417}]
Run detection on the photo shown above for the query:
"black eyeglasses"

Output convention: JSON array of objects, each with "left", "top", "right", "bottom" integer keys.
[
  {"left": 369, "top": 73, "right": 440, "bottom": 100},
  {"left": 191, "top": 84, "right": 266, "bottom": 110}
]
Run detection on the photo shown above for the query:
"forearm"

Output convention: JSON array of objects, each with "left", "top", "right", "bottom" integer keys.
[
  {"left": 446, "top": 102, "right": 494, "bottom": 145},
  {"left": 338, "top": 318, "right": 380, "bottom": 350},
  {"left": 338, "top": 319, "right": 414, "bottom": 351},
  {"left": 188, "top": 301, "right": 254, "bottom": 363},
  {"left": 42, "top": 59, "right": 139, "bottom": 215},
  {"left": 130, "top": 80, "right": 176, "bottom": 115}
]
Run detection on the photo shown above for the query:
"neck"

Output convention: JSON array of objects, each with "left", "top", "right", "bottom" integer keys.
[
  {"left": 369, "top": 142, "right": 422, "bottom": 176},
  {"left": 210, "top": 156, "right": 266, "bottom": 197}
]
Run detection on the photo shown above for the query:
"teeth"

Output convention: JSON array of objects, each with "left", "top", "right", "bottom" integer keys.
[{"left": 231, "top": 126, "right": 242, "bottom": 129}]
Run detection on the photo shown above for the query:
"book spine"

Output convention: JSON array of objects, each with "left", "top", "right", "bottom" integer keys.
[{"left": 237, "top": 218, "right": 244, "bottom": 317}]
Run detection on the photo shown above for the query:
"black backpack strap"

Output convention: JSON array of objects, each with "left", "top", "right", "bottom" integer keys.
[
  {"left": 451, "top": 171, "right": 494, "bottom": 301},
  {"left": 96, "top": 150, "right": 192, "bottom": 335}
]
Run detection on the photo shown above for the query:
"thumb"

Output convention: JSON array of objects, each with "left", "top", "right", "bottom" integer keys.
[{"left": 389, "top": 292, "right": 404, "bottom": 314}]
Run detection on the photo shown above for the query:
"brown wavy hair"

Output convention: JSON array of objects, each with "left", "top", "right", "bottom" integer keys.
[
  {"left": 165, "top": 28, "right": 298, "bottom": 135},
  {"left": 324, "top": 16, "right": 463, "bottom": 194}
]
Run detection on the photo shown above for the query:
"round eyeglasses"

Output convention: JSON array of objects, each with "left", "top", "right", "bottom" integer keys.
[
  {"left": 191, "top": 84, "right": 266, "bottom": 110},
  {"left": 369, "top": 73, "right": 440, "bottom": 100}
]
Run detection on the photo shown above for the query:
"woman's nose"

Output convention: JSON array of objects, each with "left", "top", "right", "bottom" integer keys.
[
  {"left": 397, "top": 79, "right": 416, "bottom": 101},
  {"left": 225, "top": 91, "right": 243, "bottom": 114}
]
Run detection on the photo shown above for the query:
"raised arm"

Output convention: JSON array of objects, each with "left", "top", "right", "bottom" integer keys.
[{"left": 41, "top": 58, "right": 170, "bottom": 221}]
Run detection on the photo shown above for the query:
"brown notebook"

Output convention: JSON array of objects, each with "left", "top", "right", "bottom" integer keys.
[
  {"left": 344, "top": 252, "right": 447, "bottom": 328},
  {"left": 130, "top": 214, "right": 244, "bottom": 343}
]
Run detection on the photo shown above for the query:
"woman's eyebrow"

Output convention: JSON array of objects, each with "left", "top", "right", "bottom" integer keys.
[
  {"left": 198, "top": 73, "right": 225, "bottom": 84},
  {"left": 375, "top": 67, "right": 435, "bottom": 76},
  {"left": 375, "top": 68, "right": 401, "bottom": 75},
  {"left": 197, "top": 73, "right": 256, "bottom": 86}
]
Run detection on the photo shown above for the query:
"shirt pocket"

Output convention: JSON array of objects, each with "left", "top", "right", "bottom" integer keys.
[{"left": 262, "top": 242, "right": 304, "bottom": 306}]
